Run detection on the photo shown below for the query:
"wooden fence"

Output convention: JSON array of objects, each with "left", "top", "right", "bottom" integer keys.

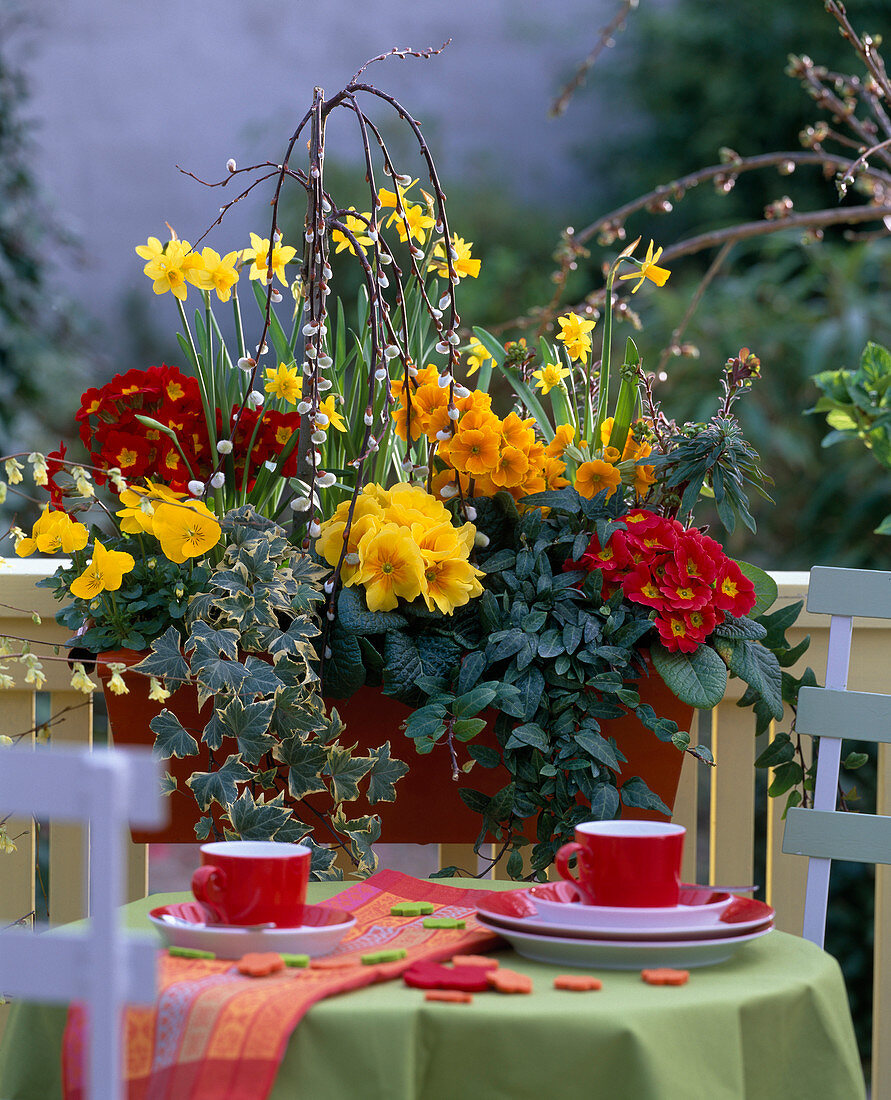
[{"left": 0, "top": 562, "right": 887, "bottom": 1092}]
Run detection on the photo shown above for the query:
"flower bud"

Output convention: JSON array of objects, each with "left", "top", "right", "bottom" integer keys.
[
  {"left": 248, "top": 390, "right": 264, "bottom": 407},
  {"left": 289, "top": 496, "right": 311, "bottom": 512},
  {"left": 364, "top": 409, "right": 374, "bottom": 426},
  {"left": 474, "top": 531, "right": 490, "bottom": 548},
  {"left": 297, "top": 401, "right": 312, "bottom": 415},
  {"left": 436, "top": 429, "right": 452, "bottom": 442},
  {"left": 454, "top": 385, "right": 470, "bottom": 398},
  {"left": 311, "top": 430, "right": 327, "bottom": 444},
  {"left": 437, "top": 373, "right": 452, "bottom": 388},
  {"left": 317, "top": 471, "right": 336, "bottom": 488},
  {"left": 237, "top": 356, "right": 256, "bottom": 372},
  {"left": 317, "top": 355, "right": 333, "bottom": 369},
  {"left": 271, "top": 289, "right": 282, "bottom": 303},
  {"left": 435, "top": 342, "right": 449, "bottom": 355},
  {"left": 374, "top": 367, "right": 388, "bottom": 381},
  {"left": 309, "top": 521, "right": 322, "bottom": 539},
  {"left": 447, "top": 406, "right": 460, "bottom": 420},
  {"left": 187, "top": 480, "right": 205, "bottom": 497},
  {"left": 210, "top": 471, "right": 225, "bottom": 488},
  {"left": 264, "top": 460, "right": 277, "bottom": 472},
  {"left": 384, "top": 344, "right": 400, "bottom": 359},
  {"left": 317, "top": 376, "right": 333, "bottom": 391},
  {"left": 326, "top": 610, "right": 336, "bottom": 621},
  {"left": 217, "top": 439, "right": 233, "bottom": 455},
  {"left": 226, "top": 158, "right": 237, "bottom": 173},
  {"left": 440, "top": 483, "right": 459, "bottom": 499},
  {"left": 345, "top": 553, "right": 360, "bottom": 566},
  {"left": 465, "top": 505, "right": 477, "bottom": 521}
]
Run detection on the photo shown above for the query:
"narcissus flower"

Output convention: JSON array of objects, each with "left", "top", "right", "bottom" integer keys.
[
  {"left": 264, "top": 362, "right": 302, "bottom": 405},
  {"left": 189, "top": 247, "right": 240, "bottom": 302},
  {"left": 135, "top": 237, "right": 204, "bottom": 300},
  {"left": 465, "top": 339, "right": 492, "bottom": 376},
  {"left": 619, "top": 239, "right": 671, "bottom": 294},
  {"left": 151, "top": 501, "right": 222, "bottom": 564},
  {"left": 69, "top": 541, "right": 136, "bottom": 600},
  {"left": 317, "top": 395, "right": 346, "bottom": 433},
  {"left": 429, "top": 235, "right": 481, "bottom": 280},
  {"left": 331, "top": 210, "right": 373, "bottom": 256},
  {"left": 242, "top": 233, "right": 297, "bottom": 285},
  {"left": 531, "top": 362, "right": 571, "bottom": 394},
  {"left": 556, "top": 312, "right": 597, "bottom": 364}
]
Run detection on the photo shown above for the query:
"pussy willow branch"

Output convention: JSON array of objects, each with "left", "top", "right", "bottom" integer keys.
[
  {"left": 827, "top": 0, "right": 891, "bottom": 107},
  {"left": 655, "top": 241, "right": 734, "bottom": 377},
  {"left": 550, "top": 0, "right": 638, "bottom": 118}
]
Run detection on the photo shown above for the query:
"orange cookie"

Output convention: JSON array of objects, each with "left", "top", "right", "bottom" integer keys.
[
  {"left": 451, "top": 955, "right": 499, "bottom": 971},
  {"left": 641, "top": 968, "right": 689, "bottom": 986},
  {"left": 488, "top": 967, "right": 533, "bottom": 994},
  {"left": 424, "top": 990, "right": 474, "bottom": 1004},
  {"left": 236, "top": 952, "right": 285, "bottom": 977},
  {"left": 554, "top": 974, "right": 603, "bottom": 991}
]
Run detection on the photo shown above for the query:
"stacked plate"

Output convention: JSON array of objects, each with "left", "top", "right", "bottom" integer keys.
[
  {"left": 148, "top": 900, "right": 356, "bottom": 960},
  {"left": 474, "top": 882, "right": 774, "bottom": 969}
]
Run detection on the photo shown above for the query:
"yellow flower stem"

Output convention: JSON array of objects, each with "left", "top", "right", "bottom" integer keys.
[
  {"left": 606, "top": 337, "right": 642, "bottom": 455},
  {"left": 548, "top": 381, "right": 575, "bottom": 441},
  {"left": 176, "top": 297, "right": 216, "bottom": 452},
  {"left": 592, "top": 237, "right": 641, "bottom": 447}
]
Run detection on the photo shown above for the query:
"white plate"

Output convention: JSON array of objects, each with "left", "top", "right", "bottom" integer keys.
[
  {"left": 149, "top": 901, "right": 356, "bottom": 960},
  {"left": 475, "top": 915, "right": 773, "bottom": 969},
  {"left": 527, "top": 882, "right": 734, "bottom": 931},
  {"left": 476, "top": 886, "right": 774, "bottom": 941}
]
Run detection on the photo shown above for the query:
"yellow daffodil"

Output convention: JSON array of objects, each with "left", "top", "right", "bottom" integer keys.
[
  {"left": 619, "top": 240, "right": 671, "bottom": 294},
  {"left": 465, "top": 339, "right": 492, "bottom": 376},
  {"left": 264, "top": 362, "right": 302, "bottom": 405},
  {"left": 241, "top": 232, "right": 297, "bottom": 286},
  {"left": 428, "top": 235, "right": 481, "bottom": 280},
  {"left": 190, "top": 247, "right": 240, "bottom": 302},
  {"left": 331, "top": 209, "right": 373, "bottom": 256},
  {"left": 531, "top": 362, "right": 572, "bottom": 395},
  {"left": 575, "top": 459, "right": 622, "bottom": 500},
  {"left": 69, "top": 541, "right": 136, "bottom": 600},
  {"left": 135, "top": 236, "right": 204, "bottom": 300},
  {"left": 556, "top": 312, "right": 597, "bottom": 364},
  {"left": 377, "top": 179, "right": 419, "bottom": 208},
  {"left": 388, "top": 202, "right": 435, "bottom": 245},
  {"left": 353, "top": 523, "right": 426, "bottom": 612},
  {"left": 316, "top": 395, "right": 346, "bottom": 433},
  {"left": 151, "top": 501, "right": 222, "bottom": 564}
]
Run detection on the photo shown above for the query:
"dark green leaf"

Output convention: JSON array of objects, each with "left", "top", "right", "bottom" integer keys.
[
  {"left": 187, "top": 754, "right": 253, "bottom": 810},
  {"left": 650, "top": 643, "right": 728, "bottom": 709},
  {"left": 365, "top": 742, "right": 410, "bottom": 803},
  {"left": 149, "top": 710, "right": 199, "bottom": 760},
  {"left": 324, "top": 744, "right": 375, "bottom": 802}
]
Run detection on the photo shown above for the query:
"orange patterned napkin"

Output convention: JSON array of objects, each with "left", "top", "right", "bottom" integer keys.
[{"left": 62, "top": 870, "right": 502, "bottom": 1100}]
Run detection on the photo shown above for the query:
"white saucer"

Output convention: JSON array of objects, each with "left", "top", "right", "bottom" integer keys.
[
  {"left": 527, "top": 882, "right": 734, "bottom": 931},
  {"left": 475, "top": 914, "right": 773, "bottom": 969},
  {"left": 148, "top": 901, "right": 356, "bottom": 960}
]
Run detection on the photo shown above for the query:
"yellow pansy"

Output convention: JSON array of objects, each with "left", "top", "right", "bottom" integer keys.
[
  {"left": 116, "top": 481, "right": 186, "bottom": 536},
  {"left": 15, "top": 506, "right": 88, "bottom": 557},
  {"left": 151, "top": 501, "right": 222, "bottom": 564},
  {"left": 69, "top": 541, "right": 136, "bottom": 600}
]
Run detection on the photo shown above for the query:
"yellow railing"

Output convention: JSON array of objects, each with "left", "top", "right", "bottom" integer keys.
[{"left": 0, "top": 562, "right": 884, "bottom": 1089}]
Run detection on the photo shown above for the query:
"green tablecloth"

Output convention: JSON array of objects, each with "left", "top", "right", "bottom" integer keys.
[{"left": 0, "top": 879, "right": 866, "bottom": 1100}]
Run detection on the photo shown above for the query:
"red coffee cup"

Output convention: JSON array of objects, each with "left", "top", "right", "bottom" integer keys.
[
  {"left": 191, "top": 840, "right": 311, "bottom": 927},
  {"left": 555, "top": 821, "right": 685, "bottom": 908}
]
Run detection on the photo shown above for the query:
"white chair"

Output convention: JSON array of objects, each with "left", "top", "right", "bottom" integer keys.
[{"left": 0, "top": 745, "right": 166, "bottom": 1100}]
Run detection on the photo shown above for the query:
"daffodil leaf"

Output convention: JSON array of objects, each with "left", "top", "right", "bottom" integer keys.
[
  {"left": 132, "top": 626, "right": 190, "bottom": 686},
  {"left": 365, "top": 742, "right": 410, "bottom": 804},
  {"left": 149, "top": 710, "right": 199, "bottom": 760},
  {"left": 186, "top": 754, "right": 252, "bottom": 811},
  {"left": 324, "top": 744, "right": 375, "bottom": 803}
]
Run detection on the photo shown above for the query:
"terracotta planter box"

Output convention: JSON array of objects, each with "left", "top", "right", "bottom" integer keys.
[{"left": 97, "top": 652, "right": 692, "bottom": 846}]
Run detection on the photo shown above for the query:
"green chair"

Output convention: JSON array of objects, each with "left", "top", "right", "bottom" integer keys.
[{"left": 782, "top": 564, "right": 891, "bottom": 947}]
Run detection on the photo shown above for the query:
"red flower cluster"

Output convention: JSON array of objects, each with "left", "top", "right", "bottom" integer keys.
[
  {"left": 569, "top": 509, "right": 756, "bottom": 653},
  {"left": 75, "top": 365, "right": 300, "bottom": 494}
]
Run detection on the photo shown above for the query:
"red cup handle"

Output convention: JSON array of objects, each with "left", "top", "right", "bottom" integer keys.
[
  {"left": 191, "top": 864, "right": 226, "bottom": 908},
  {"left": 555, "top": 841, "right": 583, "bottom": 890}
]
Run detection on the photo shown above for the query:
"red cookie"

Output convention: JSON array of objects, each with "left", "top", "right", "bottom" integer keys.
[
  {"left": 236, "top": 952, "right": 285, "bottom": 977},
  {"left": 554, "top": 974, "right": 602, "bottom": 991},
  {"left": 403, "top": 961, "right": 491, "bottom": 992},
  {"left": 424, "top": 990, "right": 474, "bottom": 1004},
  {"left": 641, "top": 968, "right": 689, "bottom": 986},
  {"left": 488, "top": 968, "right": 533, "bottom": 994}
]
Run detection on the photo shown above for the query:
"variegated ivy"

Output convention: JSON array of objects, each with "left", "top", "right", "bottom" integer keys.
[{"left": 133, "top": 505, "right": 408, "bottom": 878}]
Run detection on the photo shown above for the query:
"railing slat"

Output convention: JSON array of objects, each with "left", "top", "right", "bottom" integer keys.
[
  {"left": 709, "top": 702, "right": 755, "bottom": 892},
  {"left": 873, "top": 742, "right": 891, "bottom": 1100},
  {"left": 766, "top": 723, "right": 810, "bottom": 935},
  {"left": 47, "top": 691, "right": 92, "bottom": 925}
]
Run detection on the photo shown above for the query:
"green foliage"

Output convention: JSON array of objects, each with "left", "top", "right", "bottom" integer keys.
[{"left": 130, "top": 506, "right": 408, "bottom": 877}]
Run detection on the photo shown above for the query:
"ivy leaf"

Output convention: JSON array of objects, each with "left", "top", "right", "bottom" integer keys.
[
  {"left": 650, "top": 643, "right": 728, "bottom": 709},
  {"left": 132, "top": 626, "right": 190, "bottom": 685},
  {"left": 227, "top": 789, "right": 292, "bottom": 840},
  {"left": 160, "top": 772, "right": 178, "bottom": 796},
  {"left": 241, "top": 656, "right": 282, "bottom": 698},
  {"left": 365, "top": 742, "right": 410, "bottom": 804},
  {"left": 324, "top": 744, "right": 375, "bottom": 803},
  {"left": 149, "top": 710, "right": 199, "bottom": 760},
  {"left": 187, "top": 754, "right": 253, "bottom": 811},
  {"left": 214, "top": 695, "right": 276, "bottom": 764},
  {"left": 273, "top": 736, "right": 329, "bottom": 799}
]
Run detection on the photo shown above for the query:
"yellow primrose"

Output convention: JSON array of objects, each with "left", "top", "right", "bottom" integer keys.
[
  {"left": 135, "top": 236, "right": 204, "bottom": 300},
  {"left": 546, "top": 423, "right": 576, "bottom": 457},
  {"left": 619, "top": 240, "right": 671, "bottom": 294},
  {"left": 556, "top": 312, "right": 597, "bottom": 364},
  {"left": 69, "top": 541, "right": 136, "bottom": 600},
  {"left": 190, "top": 247, "right": 240, "bottom": 302},
  {"left": 384, "top": 483, "right": 452, "bottom": 528},
  {"left": 331, "top": 209, "right": 373, "bottom": 256},
  {"left": 264, "top": 362, "right": 303, "bottom": 405},
  {"left": 428, "top": 235, "right": 481, "bottom": 280},
  {"left": 151, "top": 500, "right": 222, "bottom": 564},
  {"left": 575, "top": 459, "right": 622, "bottom": 501},
  {"left": 242, "top": 232, "right": 297, "bottom": 286},
  {"left": 353, "top": 523, "right": 426, "bottom": 612},
  {"left": 531, "top": 362, "right": 572, "bottom": 395},
  {"left": 420, "top": 556, "right": 485, "bottom": 615}
]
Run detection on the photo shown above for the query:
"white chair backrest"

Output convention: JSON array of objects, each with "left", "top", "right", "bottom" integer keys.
[
  {"left": 782, "top": 565, "right": 891, "bottom": 947},
  {"left": 0, "top": 745, "right": 166, "bottom": 1100}
]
